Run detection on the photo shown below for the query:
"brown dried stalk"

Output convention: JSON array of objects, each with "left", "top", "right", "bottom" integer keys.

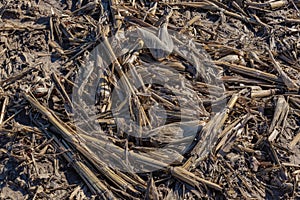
[
  {"left": 266, "top": 48, "right": 298, "bottom": 91},
  {"left": 268, "top": 96, "right": 289, "bottom": 142},
  {"left": 23, "top": 93, "right": 141, "bottom": 194},
  {"left": 171, "top": 166, "right": 222, "bottom": 191}
]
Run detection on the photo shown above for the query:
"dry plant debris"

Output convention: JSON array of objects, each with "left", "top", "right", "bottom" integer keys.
[{"left": 0, "top": 0, "right": 300, "bottom": 199}]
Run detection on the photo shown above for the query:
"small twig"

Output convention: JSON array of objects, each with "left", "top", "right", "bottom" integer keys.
[
  {"left": 290, "top": 131, "right": 300, "bottom": 148},
  {"left": 171, "top": 166, "right": 223, "bottom": 191},
  {"left": 0, "top": 96, "right": 8, "bottom": 125},
  {"left": 266, "top": 47, "right": 298, "bottom": 91}
]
